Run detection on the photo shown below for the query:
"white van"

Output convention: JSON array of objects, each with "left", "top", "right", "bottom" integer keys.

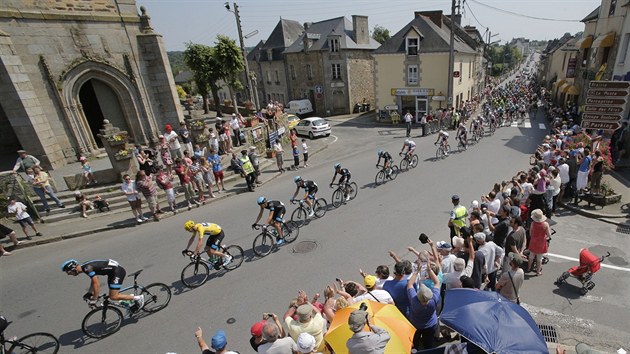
[{"left": 285, "top": 99, "right": 313, "bottom": 117}]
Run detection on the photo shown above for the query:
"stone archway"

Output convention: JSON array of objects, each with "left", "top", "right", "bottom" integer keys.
[{"left": 61, "top": 61, "right": 157, "bottom": 155}]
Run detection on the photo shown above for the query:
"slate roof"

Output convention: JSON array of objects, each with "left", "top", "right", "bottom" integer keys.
[
  {"left": 373, "top": 13, "right": 477, "bottom": 55},
  {"left": 581, "top": 6, "right": 600, "bottom": 22},
  {"left": 246, "top": 40, "right": 266, "bottom": 61},
  {"left": 284, "top": 16, "right": 380, "bottom": 54},
  {"left": 258, "top": 19, "right": 304, "bottom": 61}
]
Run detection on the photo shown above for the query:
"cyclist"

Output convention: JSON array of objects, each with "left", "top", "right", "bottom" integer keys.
[
  {"left": 61, "top": 258, "right": 144, "bottom": 313},
  {"left": 330, "top": 163, "right": 352, "bottom": 201},
  {"left": 253, "top": 196, "right": 285, "bottom": 243},
  {"left": 434, "top": 130, "right": 450, "bottom": 155},
  {"left": 291, "top": 176, "right": 318, "bottom": 217},
  {"left": 182, "top": 220, "right": 232, "bottom": 266},
  {"left": 456, "top": 123, "right": 467, "bottom": 149},
  {"left": 376, "top": 150, "right": 394, "bottom": 177},
  {"left": 400, "top": 139, "right": 416, "bottom": 159}
]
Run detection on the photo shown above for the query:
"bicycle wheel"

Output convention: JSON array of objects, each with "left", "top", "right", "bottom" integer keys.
[
  {"left": 348, "top": 182, "right": 358, "bottom": 200},
  {"left": 436, "top": 147, "right": 443, "bottom": 159},
  {"left": 331, "top": 189, "right": 344, "bottom": 208},
  {"left": 180, "top": 261, "right": 210, "bottom": 288},
  {"left": 400, "top": 158, "right": 409, "bottom": 171},
  {"left": 410, "top": 155, "right": 418, "bottom": 168},
  {"left": 81, "top": 306, "right": 123, "bottom": 339},
  {"left": 141, "top": 283, "right": 171, "bottom": 313},
  {"left": 291, "top": 207, "right": 308, "bottom": 228},
  {"left": 389, "top": 166, "right": 399, "bottom": 180},
  {"left": 313, "top": 199, "right": 327, "bottom": 218},
  {"left": 222, "top": 245, "right": 244, "bottom": 270},
  {"left": 9, "top": 332, "right": 60, "bottom": 354},
  {"left": 252, "top": 233, "right": 273, "bottom": 257},
  {"left": 283, "top": 221, "right": 299, "bottom": 243},
  {"left": 374, "top": 170, "right": 385, "bottom": 185}
]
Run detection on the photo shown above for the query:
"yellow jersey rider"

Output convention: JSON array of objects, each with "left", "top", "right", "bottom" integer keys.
[{"left": 183, "top": 220, "right": 232, "bottom": 266}]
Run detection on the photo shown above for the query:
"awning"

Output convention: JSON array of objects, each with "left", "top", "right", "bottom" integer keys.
[
  {"left": 592, "top": 32, "right": 615, "bottom": 48},
  {"left": 575, "top": 35, "right": 594, "bottom": 49},
  {"left": 554, "top": 79, "right": 567, "bottom": 87},
  {"left": 566, "top": 85, "right": 580, "bottom": 95},
  {"left": 558, "top": 83, "right": 570, "bottom": 93}
]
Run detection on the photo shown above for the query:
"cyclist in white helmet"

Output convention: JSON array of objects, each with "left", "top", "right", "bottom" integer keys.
[
  {"left": 435, "top": 130, "right": 450, "bottom": 155},
  {"left": 400, "top": 139, "right": 416, "bottom": 159}
]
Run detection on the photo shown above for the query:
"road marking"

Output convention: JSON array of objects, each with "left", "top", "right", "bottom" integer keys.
[
  {"left": 329, "top": 135, "right": 338, "bottom": 144},
  {"left": 547, "top": 252, "right": 630, "bottom": 272},
  {"left": 538, "top": 123, "right": 546, "bottom": 130},
  {"left": 524, "top": 122, "right": 532, "bottom": 128},
  {"left": 511, "top": 121, "right": 518, "bottom": 127}
]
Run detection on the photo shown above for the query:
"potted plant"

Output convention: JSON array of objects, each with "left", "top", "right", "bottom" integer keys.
[
  {"left": 265, "top": 148, "right": 276, "bottom": 158},
  {"left": 107, "top": 133, "right": 127, "bottom": 146},
  {"left": 190, "top": 120, "right": 206, "bottom": 131},
  {"left": 223, "top": 99, "right": 233, "bottom": 107},
  {"left": 113, "top": 148, "right": 133, "bottom": 161}
]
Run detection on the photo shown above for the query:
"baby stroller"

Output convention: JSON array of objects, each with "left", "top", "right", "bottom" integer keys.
[{"left": 554, "top": 248, "right": 611, "bottom": 295}]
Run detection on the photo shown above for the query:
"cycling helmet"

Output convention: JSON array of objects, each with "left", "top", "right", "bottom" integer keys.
[
  {"left": 404, "top": 139, "right": 410, "bottom": 145},
  {"left": 334, "top": 163, "right": 341, "bottom": 170},
  {"left": 184, "top": 220, "right": 196, "bottom": 232},
  {"left": 257, "top": 196, "right": 267, "bottom": 205},
  {"left": 294, "top": 176, "right": 302, "bottom": 184},
  {"left": 439, "top": 130, "right": 444, "bottom": 134},
  {"left": 377, "top": 150, "right": 383, "bottom": 157},
  {"left": 61, "top": 259, "right": 78, "bottom": 272}
]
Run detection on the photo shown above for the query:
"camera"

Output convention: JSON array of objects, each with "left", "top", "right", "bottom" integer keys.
[
  {"left": 359, "top": 302, "right": 368, "bottom": 311},
  {"left": 419, "top": 233, "right": 429, "bottom": 244}
]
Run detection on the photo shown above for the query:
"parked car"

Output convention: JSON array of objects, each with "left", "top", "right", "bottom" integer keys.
[
  {"left": 287, "top": 114, "right": 300, "bottom": 130},
  {"left": 294, "top": 117, "right": 331, "bottom": 139},
  {"left": 285, "top": 99, "right": 314, "bottom": 117}
]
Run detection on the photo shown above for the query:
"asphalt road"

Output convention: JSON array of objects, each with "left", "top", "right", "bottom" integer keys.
[{"left": 1, "top": 108, "right": 629, "bottom": 353}]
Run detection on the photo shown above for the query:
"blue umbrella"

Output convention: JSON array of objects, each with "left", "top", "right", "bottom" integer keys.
[{"left": 440, "top": 289, "right": 548, "bottom": 354}]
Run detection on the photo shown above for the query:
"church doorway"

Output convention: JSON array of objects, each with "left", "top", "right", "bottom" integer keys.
[{"left": 78, "top": 79, "right": 129, "bottom": 148}]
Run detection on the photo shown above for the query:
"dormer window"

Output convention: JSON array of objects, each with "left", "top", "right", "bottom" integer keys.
[
  {"left": 330, "top": 38, "right": 340, "bottom": 52},
  {"left": 267, "top": 49, "right": 273, "bottom": 61},
  {"left": 406, "top": 37, "right": 418, "bottom": 56}
]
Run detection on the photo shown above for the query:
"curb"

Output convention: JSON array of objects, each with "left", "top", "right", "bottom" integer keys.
[{"left": 559, "top": 201, "right": 629, "bottom": 222}]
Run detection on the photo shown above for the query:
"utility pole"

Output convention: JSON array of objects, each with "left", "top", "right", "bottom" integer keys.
[
  {"left": 447, "top": 0, "right": 460, "bottom": 109},
  {"left": 226, "top": 2, "right": 256, "bottom": 109}
]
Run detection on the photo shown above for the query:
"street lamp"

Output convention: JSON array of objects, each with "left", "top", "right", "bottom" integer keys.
[{"left": 225, "top": 2, "right": 256, "bottom": 110}]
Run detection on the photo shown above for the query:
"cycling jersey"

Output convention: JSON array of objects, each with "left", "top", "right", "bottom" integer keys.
[
  {"left": 336, "top": 168, "right": 351, "bottom": 178},
  {"left": 81, "top": 259, "right": 126, "bottom": 289},
  {"left": 193, "top": 222, "right": 222, "bottom": 238},
  {"left": 300, "top": 180, "right": 318, "bottom": 193},
  {"left": 265, "top": 200, "right": 286, "bottom": 222},
  {"left": 404, "top": 141, "right": 416, "bottom": 150},
  {"left": 381, "top": 152, "right": 392, "bottom": 161}
]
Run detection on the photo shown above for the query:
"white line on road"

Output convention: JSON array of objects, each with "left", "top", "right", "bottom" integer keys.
[
  {"left": 329, "top": 135, "right": 338, "bottom": 144},
  {"left": 538, "top": 123, "right": 546, "bottom": 130},
  {"left": 524, "top": 122, "right": 532, "bottom": 128},
  {"left": 511, "top": 122, "right": 518, "bottom": 127},
  {"left": 547, "top": 252, "right": 630, "bottom": 272}
]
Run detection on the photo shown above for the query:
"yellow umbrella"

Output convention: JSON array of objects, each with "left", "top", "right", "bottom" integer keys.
[{"left": 324, "top": 300, "right": 415, "bottom": 354}]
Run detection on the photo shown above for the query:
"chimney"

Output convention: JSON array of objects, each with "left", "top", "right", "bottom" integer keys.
[
  {"left": 304, "top": 22, "right": 312, "bottom": 30},
  {"left": 352, "top": 15, "right": 369, "bottom": 45},
  {"left": 415, "top": 10, "right": 443, "bottom": 27},
  {"left": 454, "top": 13, "right": 462, "bottom": 25}
]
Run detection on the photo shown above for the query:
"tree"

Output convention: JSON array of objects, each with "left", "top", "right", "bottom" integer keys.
[
  {"left": 183, "top": 42, "right": 219, "bottom": 115},
  {"left": 213, "top": 35, "right": 246, "bottom": 107},
  {"left": 372, "top": 25, "right": 390, "bottom": 44}
]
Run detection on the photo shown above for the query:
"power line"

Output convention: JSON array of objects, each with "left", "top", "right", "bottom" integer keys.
[
  {"left": 462, "top": 0, "right": 487, "bottom": 30},
  {"left": 468, "top": 0, "right": 581, "bottom": 22}
]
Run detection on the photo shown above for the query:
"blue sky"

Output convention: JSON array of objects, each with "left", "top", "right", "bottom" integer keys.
[{"left": 136, "top": 0, "right": 600, "bottom": 51}]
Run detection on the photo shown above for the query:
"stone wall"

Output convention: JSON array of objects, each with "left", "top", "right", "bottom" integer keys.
[
  {"left": 286, "top": 52, "right": 325, "bottom": 114},
  {"left": 347, "top": 57, "right": 375, "bottom": 110}
]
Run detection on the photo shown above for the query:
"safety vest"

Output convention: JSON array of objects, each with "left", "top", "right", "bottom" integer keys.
[
  {"left": 240, "top": 156, "right": 254, "bottom": 175},
  {"left": 452, "top": 205, "right": 467, "bottom": 228}
]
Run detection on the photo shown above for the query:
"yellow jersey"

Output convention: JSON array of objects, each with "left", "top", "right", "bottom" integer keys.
[{"left": 193, "top": 223, "right": 222, "bottom": 238}]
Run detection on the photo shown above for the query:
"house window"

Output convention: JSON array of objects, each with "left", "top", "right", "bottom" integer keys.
[
  {"left": 406, "top": 37, "right": 418, "bottom": 56},
  {"left": 290, "top": 65, "right": 296, "bottom": 80},
  {"left": 267, "top": 49, "right": 273, "bottom": 61},
  {"left": 468, "top": 61, "right": 472, "bottom": 78},
  {"left": 459, "top": 62, "right": 463, "bottom": 83},
  {"left": 619, "top": 33, "right": 630, "bottom": 64},
  {"left": 275, "top": 70, "right": 280, "bottom": 84},
  {"left": 306, "top": 64, "right": 313, "bottom": 80},
  {"left": 330, "top": 38, "right": 340, "bottom": 52},
  {"left": 266, "top": 70, "right": 272, "bottom": 83},
  {"left": 407, "top": 65, "right": 418, "bottom": 85},
  {"left": 332, "top": 63, "right": 341, "bottom": 80},
  {"left": 609, "top": 0, "right": 617, "bottom": 16}
]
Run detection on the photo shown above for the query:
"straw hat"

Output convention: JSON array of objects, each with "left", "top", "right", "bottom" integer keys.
[{"left": 531, "top": 209, "right": 547, "bottom": 223}]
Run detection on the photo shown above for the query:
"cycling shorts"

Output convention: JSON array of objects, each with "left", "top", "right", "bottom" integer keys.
[
  {"left": 307, "top": 187, "right": 318, "bottom": 199},
  {"left": 205, "top": 230, "right": 225, "bottom": 250},
  {"left": 340, "top": 174, "right": 351, "bottom": 184},
  {"left": 108, "top": 267, "right": 126, "bottom": 290},
  {"left": 272, "top": 207, "right": 286, "bottom": 222}
]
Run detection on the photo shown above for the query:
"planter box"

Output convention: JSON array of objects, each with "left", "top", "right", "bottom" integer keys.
[
  {"left": 246, "top": 118, "right": 259, "bottom": 128},
  {"left": 582, "top": 193, "right": 622, "bottom": 206},
  {"left": 108, "top": 140, "right": 126, "bottom": 147},
  {"left": 266, "top": 150, "right": 276, "bottom": 158}
]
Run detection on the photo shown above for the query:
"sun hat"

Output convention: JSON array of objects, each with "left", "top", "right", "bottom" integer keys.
[
  {"left": 296, "top": 332, "right": 317, "bottom": 353},
  {"left": 295, "top": 304, "right": 313, "bottom": 322},
  {"left": 531, "top": 209, "right": 547, "bottom": 223},
  {"left": 436, "top": 241, "right": 452, "bottom": 250},
  {"left": 348, "top": 309, "right": 367, "bottom": 332},
  {"left": 417, "top": 283, "right": 434, "bottom": 302}
]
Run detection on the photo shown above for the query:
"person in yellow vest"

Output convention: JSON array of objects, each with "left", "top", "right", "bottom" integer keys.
[
  {"left": 239, "top": 150, "right": 256, "bottom": 192},
  {"left": 448, "top": 195, "right": 468, "bottom": 237}
]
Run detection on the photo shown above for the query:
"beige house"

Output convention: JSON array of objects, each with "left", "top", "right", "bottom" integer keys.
[
  {"left": 372, "top": 11, "right": 484, "bottom": 121},
  {"left": 542, "top": 36, "right": 581, "bottom": 105},
  {"left": 612, "top": 1, "right": 630, "bottom": 82}
]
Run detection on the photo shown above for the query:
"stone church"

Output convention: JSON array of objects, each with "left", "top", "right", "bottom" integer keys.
[{"left": 0, "top": 0, "right": 183, "bottom": 169}]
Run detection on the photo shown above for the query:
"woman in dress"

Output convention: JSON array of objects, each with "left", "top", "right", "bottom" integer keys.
[
  {"left": 158, "top": 135, "right": 173, "bottom": 175},
  {"left": 527, "top": 209, "right": 551, "bottom": 276}
]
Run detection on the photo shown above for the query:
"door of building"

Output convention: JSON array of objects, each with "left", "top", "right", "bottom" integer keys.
[{"left": 415, "top": 98, "right": 428, "bottom": 123}]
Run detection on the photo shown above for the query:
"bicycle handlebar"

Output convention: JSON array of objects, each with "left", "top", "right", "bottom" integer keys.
[{"left": 252, "top": 223, "right": 267, "bottom": 231}]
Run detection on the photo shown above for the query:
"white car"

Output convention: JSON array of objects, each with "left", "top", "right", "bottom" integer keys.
[{"left": 294, "top": 117, "right": 331, "bottom": 139}]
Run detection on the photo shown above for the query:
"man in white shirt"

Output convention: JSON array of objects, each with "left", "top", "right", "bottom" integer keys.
[
  {"left": 7, "top": 196, "right": 42, "bottom": 239},
  {"left": 484, "top": 191, "right": 501, "bottom": 224},
  {"left": 353, "top": 275, "right": 394, "bottom": 304},
  {"left": 163, "top": 124, "right": 182, "bottom": 159},
  {"left": 474, "top": 232, "right": 504, "bottom": 291},
  {"left": 230, "top": 113, "right": 242, "bottom": 147},
  {"left": 404, "top": 110, "right": 413, "bottom": 138},
  {"left": 556, "top": 157, "right": 570, "bottom": 202}
]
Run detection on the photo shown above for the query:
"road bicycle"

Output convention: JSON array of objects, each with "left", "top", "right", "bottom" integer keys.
[
  {"left": 374, "top": 164, "right": 399, "bottom": 185},
  {"left": 398, "top": 152, "right": 418, "bottom": 171},
  {"left": 81, "top": 269, "right": 171, "bottom": 338},
  {"left": 330, "top": 182, "right": 358, "bottom": 208},
  {"left": 0, "top": 316, "right": 59, "bottom": 354},
  {"left": 290, "top": 198, "right": 327, "bottom": 227},
  {"left": 435, "top": 142, "right": 450, "bottom": 160},
  {"left": 456, "top": 136, "right": 467, "bottom": 152},
  {"left": 251, "top": 222, "right": 299, "bottom": 257},
  {"left": 180, "top": 244, "right": 244, "bottom": 288}
]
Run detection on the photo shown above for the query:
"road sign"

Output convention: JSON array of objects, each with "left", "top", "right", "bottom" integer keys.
[
  {"left": 584, "top": 105, "right": 625, "bottom": 113},
  {"left": 585, "top": 97, "right": 627, "bottom": 105},
  {"left": 384, "top": 105, "right": 399, "bottom": 110},
  {"left": 582, "top": 113, "right": 623, "bottom": 121},
  {"left": 587, "top": 89, "right": 629, "bottom": 97},
  {"left": 315, "top": 85, "right": 323, "bottom": 94},
  {"left": 589, "top": 81, "right": 630, "bottom": 89},
  {"left": 581, "top": 120, "right": 621, "bottom": 130},
  {"left": 316, "top": 92, "right": 323, "bottom": 100}
]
